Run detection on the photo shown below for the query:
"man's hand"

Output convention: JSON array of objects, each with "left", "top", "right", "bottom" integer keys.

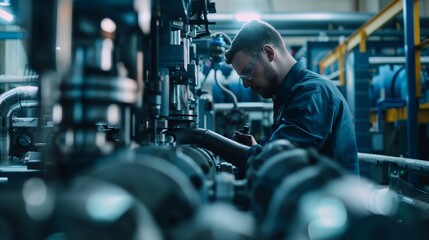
[{"left": 233, "top": 131, "right": 258, "bottom": 147}]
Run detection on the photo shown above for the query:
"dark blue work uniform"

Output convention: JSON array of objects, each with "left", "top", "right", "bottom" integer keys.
[{"left": 269, "top": 61, "right": 359, "bottom": 174}]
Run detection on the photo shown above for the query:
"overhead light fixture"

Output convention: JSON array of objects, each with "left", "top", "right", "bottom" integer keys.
[
  {"left": 0, "top": 0, "right": 10, "bottom": 7},
  {"left": 234, "top": 13, "right": 261, "bottom": 22},
  {"left": 0, "top": 8, "right": 13, "bottom": 22},
  {"left": 101, "top": 18, "right": 117, "bottom": 34},
  {"left": 135, "top": 0, "right": 151, "bottom": 35}
]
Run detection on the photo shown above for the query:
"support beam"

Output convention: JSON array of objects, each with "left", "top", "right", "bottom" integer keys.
[
  {"left": 403, "top": 0, "right": 418, "bottom": 160},
  {"left": 413, "top": 0, "right": 422, "bottom": 98}
]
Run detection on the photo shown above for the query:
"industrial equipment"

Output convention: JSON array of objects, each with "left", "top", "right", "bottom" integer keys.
[{"left": 0, "top": 0, "right": 428, "bottom": 239}]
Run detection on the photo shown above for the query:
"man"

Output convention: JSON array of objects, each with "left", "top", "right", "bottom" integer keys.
[{"left": 225, "top": 20, "right": 359, "bottom": 174}]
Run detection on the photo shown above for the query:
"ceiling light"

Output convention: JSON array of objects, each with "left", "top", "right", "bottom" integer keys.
[
  {"left": 101, "top": 18, "right": 116, "bottom": 33},
  {"left": 0, "top": 8, "right": 13, "bottom": 22}
]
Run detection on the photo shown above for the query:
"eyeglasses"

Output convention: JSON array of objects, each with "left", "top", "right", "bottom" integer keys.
[{"left": 238, "top": 53, "right": 259, "bottom": 82}]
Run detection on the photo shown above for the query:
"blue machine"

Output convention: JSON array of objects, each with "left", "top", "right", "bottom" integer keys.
[
  {"left": 369, "top": 65, "right": 428, "bottom": 108},
  {"left": 211, "top": 72, "right": 261, "bottom": 103}
]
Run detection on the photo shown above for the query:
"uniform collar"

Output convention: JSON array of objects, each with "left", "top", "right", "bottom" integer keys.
[{"left": 273, "top": 61, "right": 306, "bottom": 102}]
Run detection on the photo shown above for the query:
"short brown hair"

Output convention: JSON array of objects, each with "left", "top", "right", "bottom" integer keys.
[{"left": 224, "top": 20, "right": 285, "bottom": 64}]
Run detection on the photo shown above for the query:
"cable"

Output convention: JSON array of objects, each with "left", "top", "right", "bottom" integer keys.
[
  {"left": 390, "top": 66, "right": 405, "bottom": 98},
  {"left": 214, "top": 69, "right": 238, "bottom": 108}
]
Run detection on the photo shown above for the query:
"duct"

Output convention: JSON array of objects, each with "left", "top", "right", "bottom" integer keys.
[
  {"left": 209, "top": 13, "right": 429, "bottom": 39},
  {"left": 208, "top": 13, "right": 373, "bottom": 32},
  {"left": 165, "top": 128, "right": 250, "bottom": 171},
  {"left": 0, "top": 86, "right": 39, "bottom": 165},
  {"left": 216, "top": 29, "right": 429, "bottom": 38},
  {"left": 208, "top": 13, "right": 373, "bottom": 24}
]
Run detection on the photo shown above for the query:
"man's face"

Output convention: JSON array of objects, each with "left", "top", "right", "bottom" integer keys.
[{"left": 231, "top": 50, "right": 278, "bottom": 99}]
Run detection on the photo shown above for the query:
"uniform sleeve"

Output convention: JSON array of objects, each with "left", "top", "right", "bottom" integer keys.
[{"left": 269, "top": 87, "right": 335, "bottom": 149}]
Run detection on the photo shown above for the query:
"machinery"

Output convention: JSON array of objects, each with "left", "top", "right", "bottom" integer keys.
[
  {"left": 0, "top": 0, "right": 429, "bottom": 239},
  {"left": 369, "top": 63, "right": 429, "bottom": 155}
]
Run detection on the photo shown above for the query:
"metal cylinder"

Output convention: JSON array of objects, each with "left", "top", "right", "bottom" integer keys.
[
  {"left": 160, "top": 68, "right": 170, "bottom": 118},
  {"left": 135, "top": 146, "right": 208, "bottom": 202},
  {"left": 89, "top": 149, "right": 201, "bottom": 237},
  {"left": 0, "top": 86, "right": 39, "bottom": 164},
  {"left": 50, "top": 75, "right": 138, "bottom": 177},
  {"left": 58, "top": 75, "right": 137, "bottom": 136},
  {"left": 62, "top": 176, "right": 164, "bottom": 240}
]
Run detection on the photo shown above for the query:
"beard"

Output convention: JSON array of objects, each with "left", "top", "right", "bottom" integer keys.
[{"left": 258, "top": 60, "right": 279, "bottom": 99}]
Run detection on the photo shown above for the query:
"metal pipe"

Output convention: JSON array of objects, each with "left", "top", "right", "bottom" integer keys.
[
  {"left": 166, "top": 128, "right": 250, "bottom": 171},
  {"left": 0, "top": 86, "right": 39, "bottom": 117},
  {"left": 0, "top": 86, "right": 39, "bottom": 164},
  {"left": 358, "top": 153, "right": 429, "bottom": 176},
  {"left": 213, "top": 102, "right": 273, "bottom": 112},
  {"left": 0, "top": 76, "right": 38, "bottom": 84},
  {"left": 369, "top": 56, "right": 429, "bottom": 65},
  {"left": 160, "top": 68, "right": 170, "bottom": 118}
]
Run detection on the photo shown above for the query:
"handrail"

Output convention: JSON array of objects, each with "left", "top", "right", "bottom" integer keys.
[{"left": 358, "top": 152, "right": 429, "bottom": 176}]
